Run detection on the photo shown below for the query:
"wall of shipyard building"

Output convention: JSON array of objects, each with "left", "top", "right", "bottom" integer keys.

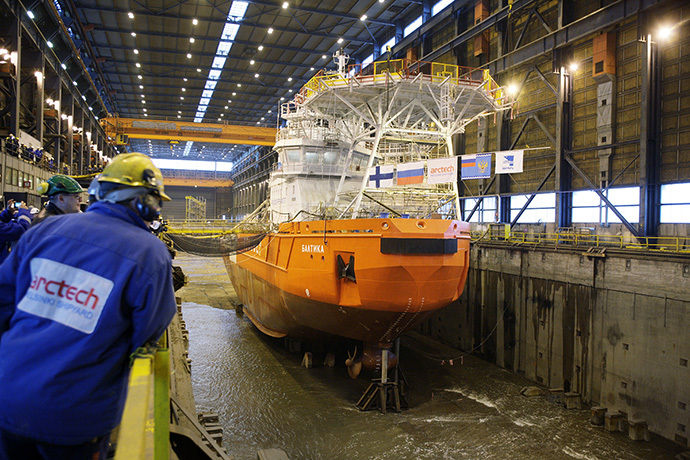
[
  {"left": 421, "top": 244, "right": 690, "bottom": 446},
  {"left": 163, "top": 185, "right": 232, "bottom": 221}
]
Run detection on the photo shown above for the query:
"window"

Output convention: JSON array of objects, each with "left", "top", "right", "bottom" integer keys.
[
  {"left": 660, "top": 182, "right": 690, "bottom": 223},
  {"left": 362, "top": 54, "right": 374, "bottom": 67},
  {"left": 462, "top": 196, "right": 496, "bottom": 223},
  {"left": 572, "top": 186, "right": 639, "bottom": 224},
  {"left": 510, "top": 193, "right": 556, "bottom": 223},
  {"left": 404, "top": 16, "right": 423, "bottom": 37},
  {"left": 432, "top": 0, "right": 454, "bottom": 16},
  {"left": 382, "top": 37, "right": 396, "bottom": 53},
  {"left": 305, "top": 151, "right": 320, "bottom": 164},
  {"left": 286, "top": 149, "right": 300, "bottom": 163},
  {"left": 324, "top": 151, "right": 338, "bottom": 165}
]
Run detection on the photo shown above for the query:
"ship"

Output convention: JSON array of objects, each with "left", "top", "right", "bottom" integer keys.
[{"left": 222, "top": 52, "right": 510, "bottom": 391}]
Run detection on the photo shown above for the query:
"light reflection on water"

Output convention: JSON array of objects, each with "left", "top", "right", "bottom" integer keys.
[{"left": 183, "top": 302, "right": 681, "bottom": 460}]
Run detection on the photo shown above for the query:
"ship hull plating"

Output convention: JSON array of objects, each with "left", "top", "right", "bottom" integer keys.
[{"left": 223, "top": 218, "right": 470, "bottom": 344}]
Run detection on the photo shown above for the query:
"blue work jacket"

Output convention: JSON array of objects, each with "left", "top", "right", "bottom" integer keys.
[
  {"left": 0, "top": 207, "right": 31, "bottom": 263},
  {"left": 0, "top": 201, "right": 176, "bottom": 445}
]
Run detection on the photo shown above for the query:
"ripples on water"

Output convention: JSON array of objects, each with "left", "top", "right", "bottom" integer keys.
[{"left": 183, "top": 302, "right": 681, "bottom": 460}]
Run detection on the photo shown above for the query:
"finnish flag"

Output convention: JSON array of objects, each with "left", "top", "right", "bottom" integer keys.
[{"left": 368, "top": 165, "right": 395, "bottom": 188}]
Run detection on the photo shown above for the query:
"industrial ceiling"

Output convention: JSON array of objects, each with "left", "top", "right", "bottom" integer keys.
[{"left": 53, "top": 0, "right": 428, "bottom": 164}]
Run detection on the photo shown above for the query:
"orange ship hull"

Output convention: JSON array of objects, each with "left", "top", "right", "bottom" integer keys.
[{"left": 223, "top": 218, "right": 470, "bottom": 344}]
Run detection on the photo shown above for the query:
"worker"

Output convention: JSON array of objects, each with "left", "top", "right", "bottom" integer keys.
[
  {"left": 0, "top": 199, "right": 31, "bottom": 264},
  {"left": 32, "top": 174, "right": 85, "bottom": 226},
  {"left": 0, "top": 153, "right": 177, "bottom": 459}
]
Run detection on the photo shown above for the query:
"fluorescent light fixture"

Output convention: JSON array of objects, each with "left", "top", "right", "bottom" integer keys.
[
  {"left": 205, "top": 81, "right": 218, "bottom": 90},
  {"left": 322, "top": 55, "right": 327, "bottom": 59},
  {"left": 61, "top": 63, "right": 66, "bottom": 69},
  {"left": 47, "top": 41, "right": 53, "bottom": 48},
  {"left": 27, "top": 11, "right": 35, "bottom": 19},
  {"left": 212, "top": 57, "right": 226, "bottom": 69}
]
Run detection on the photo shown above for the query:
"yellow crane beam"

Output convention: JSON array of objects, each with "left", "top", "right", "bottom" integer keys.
[{"left": 101, "top": 117, "right": 276, "bottom": 146}]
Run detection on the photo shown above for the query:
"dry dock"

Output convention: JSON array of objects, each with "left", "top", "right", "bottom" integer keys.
[{"left": 174, "top": 252, "right": 687, "bottom": 460}]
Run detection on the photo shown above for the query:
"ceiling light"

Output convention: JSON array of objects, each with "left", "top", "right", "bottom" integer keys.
[
  {"left": 569, "top": 62, "right": 579, "bottom": 72},
  {"left": 187, "top": 53, "right": 192, "bottom": 58},
  {"left": 73, "top": 81, "right": 77, "bottom": 86},
  {"left": 81, "top": 95, "right": 86, "bottom": 100},
  {"left": 89, "top": 106, "right": 93, "bottom": 111},
  {"left": 237, "top": 83, "right": 241, "bottom": 87},
  {"left": 256, "top": 121, "right": 260, "bottom": 124},
  {"left": 280, "top": 97, "right": 285, "bottom": 100},
  {"left": 61, "top": 63, "right": 66, "bottom": 69},
  {"left": 221, "top": 113, "right": 224, "bottom": 116},
  {"left": 144, "top": 113, "right": 148, "bottom": 117},
  {"left": 135, "top": 63, "right": 141, "bottom": 68},
  {"left": 142, "top": 100, "right": 145, "bottom": 104},
  {"left": 261, "top": 117, "right": 265, "bottom": 120},
  {"left": 250, "top": 59, "right": 255, "bottom": 65},
  {"left": 337, "top": 38, "right": 343, "bottom": 44},
  {"left": 197, "top": 68, "right": 201, "bottom": 72},
  {"left": 137, "top": 75, "right": 142, "bottom": 79},
  {"left": 657, "top": 25, "right": 673, "bottom": 41},
  {"left": 268, "top": 110, "right": 272, "bottom": 113},
  {"left": 143, "top": 108, "right": 147, "bottom": 112},
  {"left": 225, "top": 105, "right": 228, "bottom": 109},
  {"left": 128, "top": 12, "right": 134, "bottom": 19},
  {"left": 180, "top": 96, "right": 184, "bottom": 100},
  {"left": 192, "top": 18, "right": 198, "bottom": 25},
  {"left": 182, "top": 88, "right": 186, "bottom": 91},
  {"left": 139, "top": 85, "right": 143, "bottom": 89},
  {"left": 360, "top": 15, "right": 367, "bottom": 21},
  {"left": 268, "top": 28, "right": 273, "bottom": 34},
  {"left": 282, "top": 2, "right": 288, "bottom": 8},
  {"left": 254, "top": 73, "right": 259, "bottom": 78},
  {"left": 178, "top": 111, "right": 181, "bottom": 114},
  {"left": 310, "top": 67, "right": 315, "bottom": 71},
  {"left": 134, "top": 49, "right": 139, "bottom": 54},
  {"left": 178, "top": 115, "right": 181, "bottom": 118},
  {"left": 232, "top": 92, "right": 236, "bottom": 96},
  {"left": 47, "top": 41, "right": 53, "bottom": 48},
  {"left": 27, "top": 11, "right": 34, "bottom": 19},
  {"left": 141, "top": 94, "right": 145, "bottom": 97},
  {"left": 322, "top": 55, "right": 327, "bottom": 59},
  {"left": 131, "top": 32, "right": 136, "bottom": 37},
  {"left": 258, "top": 45, "right": 264, "bottom": 51},
  {"left": 190, "top": 37, "right": 195, "bottom": 43},
  {"left": 218, "top": 118, "right": 221, "bottom": 121},
  {"left": 184, "top": 78, "right": 188, "bottom": 82},
  {"left": 287, "top": 77, "right": 293, "bottom": 81}
]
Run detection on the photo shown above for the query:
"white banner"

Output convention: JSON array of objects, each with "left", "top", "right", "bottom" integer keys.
[
  {"left": 427, "top": 157, "right": 458, "bottom": 184},
  {"left": 495, "top": 150, "right": 524, "bottom": 174}
]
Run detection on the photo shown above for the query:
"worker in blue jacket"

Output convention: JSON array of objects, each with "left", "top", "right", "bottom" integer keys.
[
  {"left": 0, "top": 153, "right": 177, "bottom": 460},
  {"left": 0, "top": 199, "right": 32, "bottom": 264}
]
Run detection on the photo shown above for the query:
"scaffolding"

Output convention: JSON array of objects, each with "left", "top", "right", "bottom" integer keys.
[{"left": 185, "top": 196, "right": 206, "bottom": 221}]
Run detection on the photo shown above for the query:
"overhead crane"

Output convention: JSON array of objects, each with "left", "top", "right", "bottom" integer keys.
[{"left": 100, "top": 117, "right": 277, "bottom": 146}]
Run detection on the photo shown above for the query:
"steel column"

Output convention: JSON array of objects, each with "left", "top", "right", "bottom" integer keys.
[{"left": 639, "top": 33, "right": 660, "bottom": 237}]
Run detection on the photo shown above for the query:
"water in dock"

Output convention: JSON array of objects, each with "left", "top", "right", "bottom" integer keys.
[{"left": 174, "top": 253, "right": 685, "bottom": 460}]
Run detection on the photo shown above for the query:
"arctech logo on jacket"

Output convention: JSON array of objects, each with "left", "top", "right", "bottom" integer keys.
[{"left": 19, "top": 258, "right": 114, "bottom": 333}]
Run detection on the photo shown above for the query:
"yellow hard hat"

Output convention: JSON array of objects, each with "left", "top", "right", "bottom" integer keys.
[{"left": 98, "top": 152, "right": 171, "bottom": 201}]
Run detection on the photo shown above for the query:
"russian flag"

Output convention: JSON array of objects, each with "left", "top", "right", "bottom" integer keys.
[{"left": 396, "top": 161, "right": 425, "bottom": 185}]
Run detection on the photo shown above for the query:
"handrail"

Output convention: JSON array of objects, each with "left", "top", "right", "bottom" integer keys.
[
  {"left": 471, "top": 229, "right": 690, "bottom": 254},
  {"left": 115, "top": 339, "right": 170, "bottom": 460}
]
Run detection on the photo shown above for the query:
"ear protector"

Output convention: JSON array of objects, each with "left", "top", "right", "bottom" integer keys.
[{"left": 133, "top": 192, "right": 162, "bottom": 222}]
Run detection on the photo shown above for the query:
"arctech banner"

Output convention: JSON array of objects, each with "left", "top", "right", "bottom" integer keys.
[
  {"left": 427, "top": 157, "right": 458, "bottom": 184},
  {"left": 17, "top": 258, "right": 114, "bottom": 334}
]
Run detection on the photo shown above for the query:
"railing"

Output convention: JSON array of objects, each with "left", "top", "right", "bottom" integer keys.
[
  {"left": 472, "top": 229, "right": 690, "bottom": 254},
  {"left": 115, "top": 339, "right": 170, "bottom": 460},
  {"left": 285, "top": 58, "right": 505, "bottom": 111}
]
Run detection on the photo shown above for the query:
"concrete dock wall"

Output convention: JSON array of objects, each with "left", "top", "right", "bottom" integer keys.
[{"left": 421, "top": 243, "right": 690, "bottom": 445}]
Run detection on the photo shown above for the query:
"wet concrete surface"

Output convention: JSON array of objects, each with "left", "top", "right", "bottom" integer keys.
[{"left": 174, "top": 253, "right": 686, "bottom": 460}]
